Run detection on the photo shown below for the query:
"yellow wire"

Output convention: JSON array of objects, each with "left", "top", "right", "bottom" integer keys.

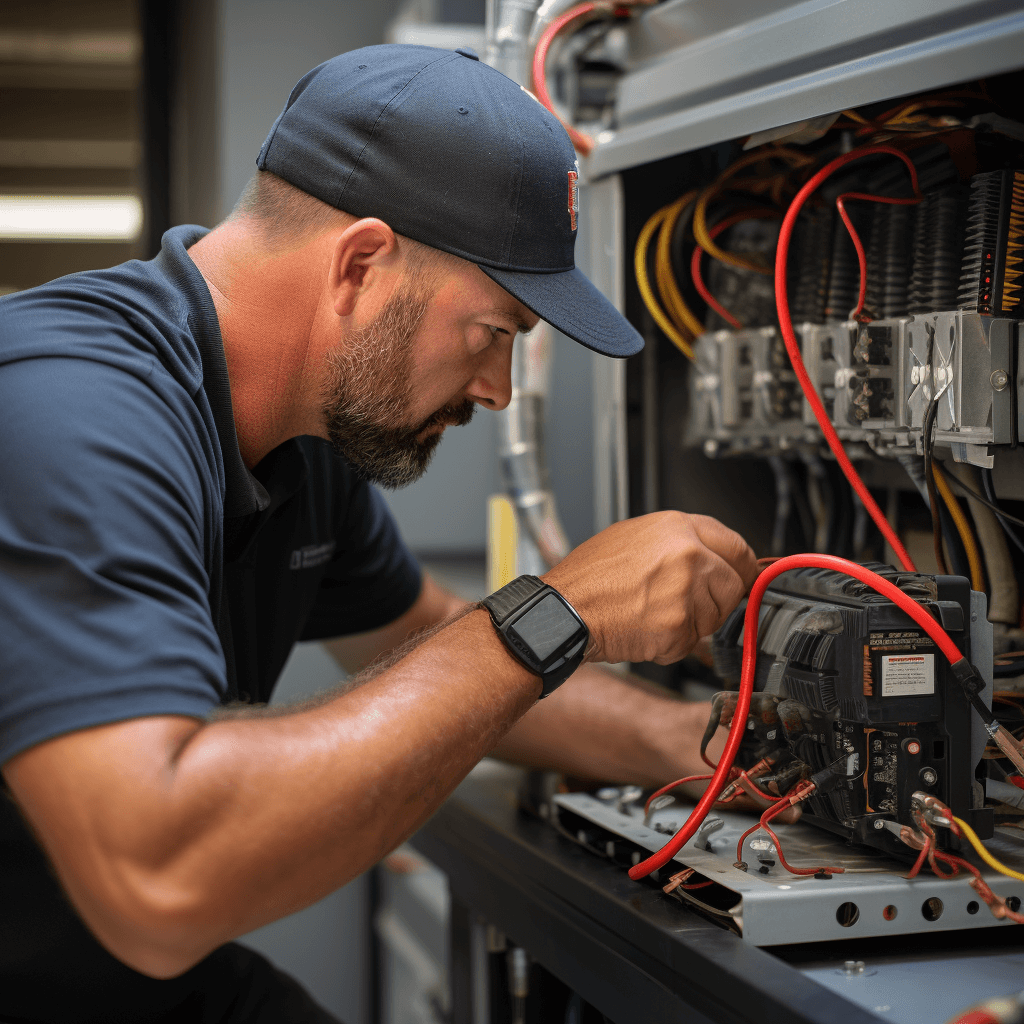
[
  {"left": 953, "top": 816, "right": 1024, "bottom": 882},
  {"left": 655, "top": 190, "right": 704, "bottom": 338},
  {"left": 634, "top": 205, "right": 696, "bottom": 361},
  {"left": 691, "top": 146, "right": 811, "bottom": 274},
  {"left": 842, "top": 108, "right": 871, "bottom": 124},
  {"left": 933, "top": 463, "right": 986, "bottom": 593}
]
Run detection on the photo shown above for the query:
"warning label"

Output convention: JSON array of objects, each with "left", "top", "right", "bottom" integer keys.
[{"left": 881, "top": 653, "right": 934, "bottom": 697}]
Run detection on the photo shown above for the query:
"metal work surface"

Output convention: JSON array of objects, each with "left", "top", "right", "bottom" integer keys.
[
  {"left": 413, "top": 762, "right": 1024, "bottom": 1024},
  {"left": 588, "top": 0, "right": 1024, "bottom": 177},
  {"left": 555, "top": 791, "right": 1024, "bottom": 945},
  {"left": 799, "top": 944, "right": 1024, "bottom": 1023}
]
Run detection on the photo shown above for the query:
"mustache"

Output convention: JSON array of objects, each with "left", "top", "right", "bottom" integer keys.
[{"left": 414, "top": 398, "right": 476, "bottom": 433}]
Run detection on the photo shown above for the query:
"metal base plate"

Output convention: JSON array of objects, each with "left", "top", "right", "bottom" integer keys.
[{"left": 554, "top": 791, "right": 1024, "bottom": 946}]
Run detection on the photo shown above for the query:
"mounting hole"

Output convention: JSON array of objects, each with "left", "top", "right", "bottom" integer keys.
[
  {"left": 967, "top": 901, "right": 980, "bottom": 915},
  {"left": 1007, "top": 896, "right": 1021, "bottom": 913},
  {"left": 882, "top": 905, "right": 898, "bottom": 921},
  {"left": 836, "top": 902, "right": 860, "bottom": 928},
  {"left": 922, "top": 897, "right": 944, "bottom": 921}
]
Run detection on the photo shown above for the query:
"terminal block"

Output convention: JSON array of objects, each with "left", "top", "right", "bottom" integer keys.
[{"left": 687, "top": 311, "right": 1019, "bottom": 465}]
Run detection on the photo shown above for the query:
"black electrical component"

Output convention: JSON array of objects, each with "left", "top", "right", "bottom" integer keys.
[
  {"left": 711, "top": 563, "right": 994, "bottom": 857},
  {"left": 958, "top": 168, "right": 1024, "bottom": 317}
]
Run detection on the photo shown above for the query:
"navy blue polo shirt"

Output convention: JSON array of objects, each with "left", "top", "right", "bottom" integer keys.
[
  {"left": 0, "top": 224, "right": 422, "bottom": 761},
  {"left": 0, "top": 225, "right": 422, "bottom": 1021}
]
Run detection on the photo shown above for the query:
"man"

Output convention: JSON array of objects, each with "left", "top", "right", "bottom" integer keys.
[{"left": 0, "top": 45, "right": 756, "bottom": 1022}]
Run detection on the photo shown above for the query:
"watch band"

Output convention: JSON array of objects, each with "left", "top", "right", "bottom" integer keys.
[
  {"left": 482, "top": 575, "right": 589, "bottom": 698},
  {"left": 483, "top": 574, "right": 549, "bottom": 624}
]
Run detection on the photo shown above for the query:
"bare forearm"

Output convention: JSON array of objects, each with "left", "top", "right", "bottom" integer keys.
[
  {"left": 8, "top": 609, "right": 539, "bottom": 977},
  {"left": 491, "top": 664, "right": 717, "bottom": 786}
]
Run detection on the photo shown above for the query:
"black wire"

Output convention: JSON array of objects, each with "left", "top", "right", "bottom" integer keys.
[
  {"left": 922, "top": 397, "right": 947, "bottom": 573},
  {"left": 939, "top": 465, "right": 1024, "bottom": 530},
  {"left": 937, "top": 498, "right": 971, "bottom": 580},
  {"left": 982, "top": 467, "right": 1024, "bottom": 557}
]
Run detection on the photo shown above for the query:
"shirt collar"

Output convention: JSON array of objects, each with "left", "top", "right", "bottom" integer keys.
[{"left": 155, "top": 225, "right": 270, "bottom": 519}]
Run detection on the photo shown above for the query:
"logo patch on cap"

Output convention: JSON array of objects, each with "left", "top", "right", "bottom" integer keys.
[{"left": 568, "top": 170, "right": 579, "bottom": 231}]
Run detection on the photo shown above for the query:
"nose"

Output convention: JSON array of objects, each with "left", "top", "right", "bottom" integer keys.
[{"left": 466, "top": 339, "right": 513, "bottom": 412}]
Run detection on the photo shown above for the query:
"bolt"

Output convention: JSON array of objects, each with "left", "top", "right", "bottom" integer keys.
[
  {"left": 843, "top": 960, "right": 866, "bottom": 976},
  {"left": 874, "top": 819, "right": 886, "bottom": 830},
  {"left": 992, "top": 369, "right": 1009, "bottom": 391},
  {"left": 919, "top": 767, "right": 939, "bottom": 786}
]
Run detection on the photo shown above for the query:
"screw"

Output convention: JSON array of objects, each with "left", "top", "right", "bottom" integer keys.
[
  {"left": 874, "top": 819, "right": 886, "bottom": 830},
  {"left": 992, "top": 369, "right": 1009, "bottom": 391},
  {"left": 843, "top": 960, "right": 866, "bottom": 975},
  {"left": 919, "top": 767, "right": 938, "bottom": 786}
]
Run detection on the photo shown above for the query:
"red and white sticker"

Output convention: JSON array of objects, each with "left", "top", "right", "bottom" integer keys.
[
  {"left": 567, "top": 169, "right": 578, "bottom": 231},
  {"left": 881, "top": 653, "right": 934, "bottom": 696}
]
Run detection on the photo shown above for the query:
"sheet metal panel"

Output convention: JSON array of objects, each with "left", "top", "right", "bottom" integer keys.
[{"left": 587, "top": 0, "right": 1024, "bottom": 177}]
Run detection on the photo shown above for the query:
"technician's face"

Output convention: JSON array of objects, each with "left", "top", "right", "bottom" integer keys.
[{"left": 320, "top": 259, "right": 536, "bottom": 489}]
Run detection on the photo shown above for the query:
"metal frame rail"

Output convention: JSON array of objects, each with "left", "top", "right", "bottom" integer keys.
[{"left": 412, "top": 767, "right": 881, "bottom": 1024}]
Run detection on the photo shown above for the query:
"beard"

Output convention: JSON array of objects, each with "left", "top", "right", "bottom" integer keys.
[{"left": 321, "top": 285, "right": 475, "bottom": 489}]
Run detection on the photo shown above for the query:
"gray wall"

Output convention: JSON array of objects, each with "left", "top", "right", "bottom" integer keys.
[{"left": 216, "top": 0, "right": 405, "bottom": 221}]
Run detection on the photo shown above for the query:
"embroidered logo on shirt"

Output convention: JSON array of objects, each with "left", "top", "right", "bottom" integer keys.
[{"left": 289, "top": 541, "right": 336, "bottom": 570}]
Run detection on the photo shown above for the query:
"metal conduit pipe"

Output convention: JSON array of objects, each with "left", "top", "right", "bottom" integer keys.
[
  {"left": 486, "top": 0, "right": 572, "bottom": 572},
  {"left": 485, "top": 0, "right": 542, "bottom": 81},
  {"left": 498, "top": 323, "right": 572, "bottom": 573}
]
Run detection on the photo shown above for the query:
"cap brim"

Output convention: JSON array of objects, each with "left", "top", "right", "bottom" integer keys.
[{"left": 479, "top": 264, "right": 644, "bottom": 358}]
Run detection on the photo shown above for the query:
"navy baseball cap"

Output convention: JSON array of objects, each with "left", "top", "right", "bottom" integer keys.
[{"left": 256, "top": 43, "right": 643, "bottom": 358}]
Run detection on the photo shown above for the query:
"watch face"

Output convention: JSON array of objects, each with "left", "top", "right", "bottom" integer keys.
[{"left": 508, "top": 592, "right": 583, "bottom": 662}]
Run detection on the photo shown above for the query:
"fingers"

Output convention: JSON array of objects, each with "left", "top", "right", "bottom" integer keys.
[
  {"left": 689, "top": 514, "right": 759, "bottom": 590},
  {"left": 543, "top": 510, "right": 756, "bottom": 666}
]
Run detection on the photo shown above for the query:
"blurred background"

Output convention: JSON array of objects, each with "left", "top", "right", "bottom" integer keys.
[{"left": 0, "top": 2, "right": 598, "bottom": 1021}]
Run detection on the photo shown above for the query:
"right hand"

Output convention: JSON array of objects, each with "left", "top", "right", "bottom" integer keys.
[{"left": 543, "top": 510, "right": 757, "bottom": 666}]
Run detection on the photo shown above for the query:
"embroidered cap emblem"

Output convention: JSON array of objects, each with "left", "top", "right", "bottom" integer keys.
[{"left": 567, "top": 170, "right": 579, "bottom": 231}]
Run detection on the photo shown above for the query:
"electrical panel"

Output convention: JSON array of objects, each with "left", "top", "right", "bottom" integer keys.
[{"left": 511, "top": 0, "right": 1024, "bottom": 946}]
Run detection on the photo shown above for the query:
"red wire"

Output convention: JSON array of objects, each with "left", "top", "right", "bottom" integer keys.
[
  {"left": 761, "top": 817, "right": 845, "bottom": 876},
  {"left": 735, "top": 774, "right": 782, "bottom": 803},
  {"left": 835, "top": 189, "right": 923, "bottom": 321},
  {"left": 628, "top": 553, "right": 964, "bottom": 881},
  {"left": 690, "top": 208, "right": 780, "bottom": 330},
  {"left": 734, "top": 784, "right": 801, "bottom": 864},
  {"left": 644, "top": 773, "right": 715, "bottom": 815},
  {"left": 732, "top": 781, "right": 843, "bottom": 875},
  {"left": 774, "top": 145, "right": 921, "bottom": 572},
  {"left": 691, "top": 245, "right": 742, "bottom": 329},
  {"left": 945, "top": 1012, "right": 1005, "bottom": 1024},
  {"left": 904, "top": 840, "right": 930, "bottom": 880},
  {"left": 531, "top": 3, "right": 602, "bottom": 156}
]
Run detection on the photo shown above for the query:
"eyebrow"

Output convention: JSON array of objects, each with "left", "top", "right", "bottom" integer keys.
[{"left": 487, "top": 306, "right": 537, "bottom": 335}]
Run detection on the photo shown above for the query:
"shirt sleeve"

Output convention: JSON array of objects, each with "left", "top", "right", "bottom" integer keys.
[
  {"left": 300, "top": 457, "right": 423, "bottom": 640},
  {"left": 0, "top": 356, "right": 226, "bottom": 765}
]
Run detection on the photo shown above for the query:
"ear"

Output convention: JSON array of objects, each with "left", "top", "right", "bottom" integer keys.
[{"left": 327, "top": 218, "right": 398, "bottom": 317}]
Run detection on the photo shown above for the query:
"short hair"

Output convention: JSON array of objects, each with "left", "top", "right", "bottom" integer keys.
[{"left": 231, "top": 170, "right": 454, "bottom": 282}]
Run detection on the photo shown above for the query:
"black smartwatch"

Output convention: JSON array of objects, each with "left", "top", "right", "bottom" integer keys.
[{"left": 481, "top": 575, "right": 589, "bottom": 698}]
